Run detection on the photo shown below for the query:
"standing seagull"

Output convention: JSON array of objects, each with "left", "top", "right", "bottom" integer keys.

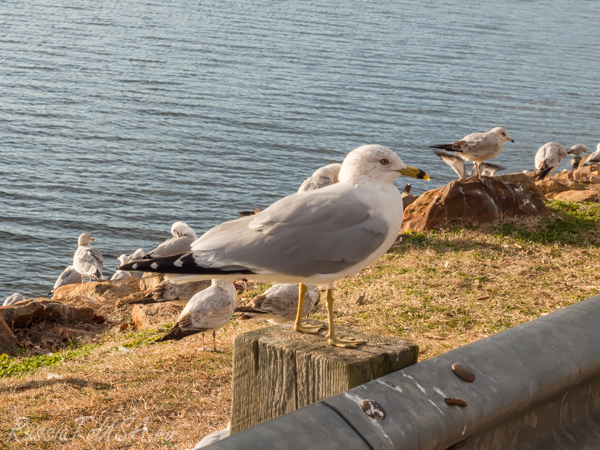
[
  {"left": 73, "top": 233, "right": 104, "bottom": 283},
  {"left": 297, "top": 163, "right": 342, "bottom": 193},
  {"left": 50, "top": 265, "right": 82, "bottom": 295},
  {"left": 145, "top": 222, "right": 198, "bottom": 259},
  {"left": 534, "top": 142, "right": 567, "bottom": 180},
  {"left": 235, "top": 283, "right": 320, "bottom": 324},
  {"left": 583, "top": 144, "right": 600, "bottom": 167},
  {"left": 129, "top": 280, "right": 212, "bottom": 307},
  {"left": 120, "top": 144, "right": 429, "bottom": 347},
  {"left": 430, "top": 127, "right": 514, "bottom": 178},
  {"left": 156, "top": 279, "right": 236, "bottom": 351}
]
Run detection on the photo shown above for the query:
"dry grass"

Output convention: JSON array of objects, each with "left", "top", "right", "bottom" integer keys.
[{"left": 1, "top": 200, "right": 600, "bottom": 449}]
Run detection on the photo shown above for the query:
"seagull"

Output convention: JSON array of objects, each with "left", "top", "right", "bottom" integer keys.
[
  {"left": 430, "top": 127, "right": 514, "bottom": 177},
  {"left": 129, "top": 280, "right": 212, "bottom": 307},
  {"left": 568, "top": 144, "right": 588, "bottom": 157},
  {"left": 434, "top": 152, "right": 504, "bottom": 179},
  {"left": 235, "top": 283, "right": 320, "bottom": 324},
  {"left": 145, "top": 222, "right": 198, "bottom": 259},
  {"left": 4, "top": 293, "right": 25, "bottom": 306},
  {"left": 156, "top": 279, "right": 236, "bottom": 351},
  {"left": 583, "top": 144, "right": 600, "bottom": 167},
  {"left": 50, "top": 265, "right": 82, "bottom": 295},
  {"left": 190, "top": 423, "right": 231, "bottom": 449},
  {"left": 571, "top": 155, "right": 582, "bottom": 169},
  {"left": 120, "top": 144, "right": 429, "bottom": 348},
  {"left": 73, "top": 233, "right": 104, "bottom": 283},
  {"left": 110, "top": 255, "right": 133, "bottom": 281},
  {"left": 534, "top": 142, "right": 567, "bottom": 180},
  {"left": 129, "top": 248, "right": 146, "bottom": 260},
  {"left": 297, "top": 163, "right": 342, "bottom": 193}
]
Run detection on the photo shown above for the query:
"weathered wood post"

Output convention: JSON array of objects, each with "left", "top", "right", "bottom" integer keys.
[{"left": 231, "top": 320, "right": 418, "bottom": 434}]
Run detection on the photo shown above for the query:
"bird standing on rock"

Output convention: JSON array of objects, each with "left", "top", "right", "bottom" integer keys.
[
  {"left": 145, "top": 222, "right": 198, "bottom": 259},
  {"left": 534, "top": 142, "right": 567, "bottom": 180},
  {"left": 120, "top": 144, "right": 429, "bottom": 348},
  {"left": 430, "top": 127, "right": 514, "bottom": 178},
  {"left": 110, "top": 255, "right": 133, "bottom": 280},
  {"left": 583, "top": 144, "right": 600, "bottom": 167},
  {"left": 73, "top": 233, "right": 104, "bottom": 283},
  {"left": 50, "top": 265, "right": 82, "bottom": 295},
  {"left": 156, "top": 279, "right": 236, "bottom": 351}
]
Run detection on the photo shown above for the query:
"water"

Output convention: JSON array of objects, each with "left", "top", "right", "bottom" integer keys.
[{"left": 1, "top": 0, "right": 599, "bottom": 300}]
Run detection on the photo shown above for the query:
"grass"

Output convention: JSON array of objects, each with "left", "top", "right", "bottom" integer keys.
[{"left": 1, "top": 200, "right": 599, "bottom": 448}]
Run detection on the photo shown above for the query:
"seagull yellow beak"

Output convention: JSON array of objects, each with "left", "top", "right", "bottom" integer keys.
[{"left": 399, "top": 165, "right": 430, "bottom": 180}]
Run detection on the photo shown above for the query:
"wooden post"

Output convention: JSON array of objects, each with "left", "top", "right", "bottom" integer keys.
[{"left": 231, "top": 320, "right": 418, "bottom": 434}]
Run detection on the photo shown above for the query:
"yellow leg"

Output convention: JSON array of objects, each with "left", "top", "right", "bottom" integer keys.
[
  {"left": 326, "top": 289, "right": 364, "bottom": 348},
  {"left": 294, "top": 283, "right": 324, "bottom": 334}
]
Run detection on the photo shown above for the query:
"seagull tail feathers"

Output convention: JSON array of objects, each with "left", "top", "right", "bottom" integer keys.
[
  {"left": 534, "top": 163, "right": 553, "bottom": 180},
  {"left": 430, "top": 144, "right": 462, "bottom": 153},
  {"left": 156, "top": 325, "right": 201, "bottom": 342}
]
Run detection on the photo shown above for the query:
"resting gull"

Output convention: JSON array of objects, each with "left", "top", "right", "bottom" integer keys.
[
  {"left": 145, "top": 222, "right": 198, "bottom": 259},
  {"left": 583, "top": 144, "right": 600, "bottom": 167},
  {"left": 568, "top": 144, "right": 588, "bottom": 157},
  {"left": 156, "top": 279, "right": 236, "bottom": 350},
  {"left": 4, "top": 293, "right": 25, "bottom": 306},
  {"left": 110, "top": 255, "right": 133, "bottom": 281},
  {"left": 430, "top": 127, "right": 513, "bottom": 178},
  {"left": 50, "top": 265, "right": 82, "bottom": 295},
  {"left": 236, "top": 283, "right": 320, "bottom": 324},
  {"left": 130, "top": 280, "right": 212, "bottom": 307},
  {"left": 73, "top": 233, "right": 104, "bottom": 283},
  {"left": 534, "top": 142, "right": 567, "bottom": 180},
  {"left": 121, "top": 144, "right": 429, "bottom": 347},
  {"left": 129, "top": 248, "right": 146, "bottom": 260},
  {"left": 297, "top": 163, "right": 342, "bottom": 193}
]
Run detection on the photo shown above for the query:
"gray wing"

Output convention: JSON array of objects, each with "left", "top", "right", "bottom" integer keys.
[
  {"left": 187, "top": 288, "right": 236, "bottom": 331},
  {"left": 297, "top": 176, "right": 335, "bottom": 193},
  {"left": 74, "top": 246, "right": 104, "bottom": 277},
  {"left": 434, "top": 151, "right": 466, "bottom": 179},
  {"left": 190, "top": 185, "right": 389, "bottom": 277},
  {"left": 147, "top": 236, "right": 196, "bottom": 258},
  {"left": 158, "top": 280, "right": 212, "bottom": 301},
  {"left": 53, "top": 266, "right": 82, "bottom": 290}
]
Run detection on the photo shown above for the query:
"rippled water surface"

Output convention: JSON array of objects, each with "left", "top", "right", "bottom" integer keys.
[{"left": 1, "top": 0, "right": 600, "bottom": 300}]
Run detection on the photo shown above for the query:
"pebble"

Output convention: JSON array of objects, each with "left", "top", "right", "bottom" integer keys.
[{"left": 452, "top": 362, "right": 475, "bottom": 383}]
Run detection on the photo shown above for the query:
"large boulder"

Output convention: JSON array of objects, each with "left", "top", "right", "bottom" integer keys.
[
  {"left": 52, "top": 273, "right": 164, "bottom": 313},
  {"left": 553, "top": 190, "right": 600, "bottom": 202},
  {"left": 401, "top": 176, "right": 551, "bottom": 232},
  {"left": 0, "top": 299, "right": 96, "bottom": 329},
  {"left": 494, "top": 173, "right": 546, "bottom": 200}
]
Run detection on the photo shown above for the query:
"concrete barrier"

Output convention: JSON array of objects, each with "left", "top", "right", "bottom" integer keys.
[{"left": 206, "top": 294, "right": 600, "bottom": 449}]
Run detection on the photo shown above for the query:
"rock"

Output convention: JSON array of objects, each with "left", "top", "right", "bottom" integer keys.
[
  {"left": 0, "top": 316, "right": 19, "bottom": 351},
  {"left": 52, "top": 274, "right": 164, "bottom": 313},
  {"left": 401, "top": 177, "right": 551, "bottom": 232},
  {"left": 402, "top": 193, "right": 420, "bottom": 209},
  {"left": 0, "top": 299, "right": 96, "bottom": 330},
  {"left": 553, "top": 190, "right": 600, "bottom": 203},
  {"left": 535, "top": 179, "right": 571, "bottom": 199},
  {"left": 131, "top": 303, "right": 182, "bottom": 330}
]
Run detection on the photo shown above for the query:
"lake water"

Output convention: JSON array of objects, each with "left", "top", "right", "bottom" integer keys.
[{"left": 1, "top": 0, "right": 599, "bottom": 300}]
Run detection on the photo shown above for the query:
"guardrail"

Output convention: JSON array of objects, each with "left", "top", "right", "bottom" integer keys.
[{"left": 206, "top": 294, "right": 600, "bottom": 449}]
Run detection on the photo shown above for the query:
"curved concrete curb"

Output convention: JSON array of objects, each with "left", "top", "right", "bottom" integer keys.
[{"left": 206, "top": 294, "right": 600, "bottom": 449}]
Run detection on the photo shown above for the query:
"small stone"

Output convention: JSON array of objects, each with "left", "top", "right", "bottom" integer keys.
[
  {"left": 360, "top": 399, "right": 386, "bottom": 421},
  {"left": 452, "top": 362, "right": 475, "bottom": 383},
  {"left": 445, "top": 397, "right": 468, "bottom": 407}
]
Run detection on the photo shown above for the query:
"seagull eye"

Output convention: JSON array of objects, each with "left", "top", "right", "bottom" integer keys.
[{"left": 380, "top": 159, "right": 389, "bottom": 165}]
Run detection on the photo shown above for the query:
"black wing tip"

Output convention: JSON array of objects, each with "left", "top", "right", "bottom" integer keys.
[
  {"left": 119, "top": 253, "right": 257, "bottom": 276},
  {"left": 156, "top": 325, "right": 202, "bottom": 342},
  {"left": 534, "top": 163, "right": 553, "bottom": 180}
]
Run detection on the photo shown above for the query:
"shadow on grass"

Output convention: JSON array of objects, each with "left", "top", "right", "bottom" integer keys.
[{"left": 395, "top": 200, "right": 600, "bottom": 251}]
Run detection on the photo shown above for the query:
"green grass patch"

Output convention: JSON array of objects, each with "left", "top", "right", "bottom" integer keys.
[{"left": 0, "top": 345, "right": 95, "bottom": 378}]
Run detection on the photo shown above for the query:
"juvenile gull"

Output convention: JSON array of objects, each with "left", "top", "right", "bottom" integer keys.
[
  {"left": 130, "top": 280, "right": 212, "bottom": 307},
  {"left": 73, "top": 233, "right": 104, "bottom": 283},
  {"left": 430, "top": 127, "right": 514, "bottom": 177},
  {"left": 583, "top": 144, "right": 600, "bottom": 166},
  {"left": 4, "top": 293, "right": 25, "bottom": 306},
  {"left": 50, "top": 265, "right": 82, "bottom": 295},
  {"left": 156, "top": 279, "right": 236, "bottom": 351},
  {"left": 146, "top": 222, "right": 198, "bottom": 259},
  {"left": 236, "top": 283, "right": 320, "bottom": 324},
  {"left": 120, "top": 144, "right": 429, "bottom": 347},
  {"left": 297, "top": 163, "right": 342, "bottom": 193},
  {"left": 110, "top": 255, "right": 132, "bottom": 281},
  {"left": 534, "top": 142, "right": 567, "bottom": 180}
]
